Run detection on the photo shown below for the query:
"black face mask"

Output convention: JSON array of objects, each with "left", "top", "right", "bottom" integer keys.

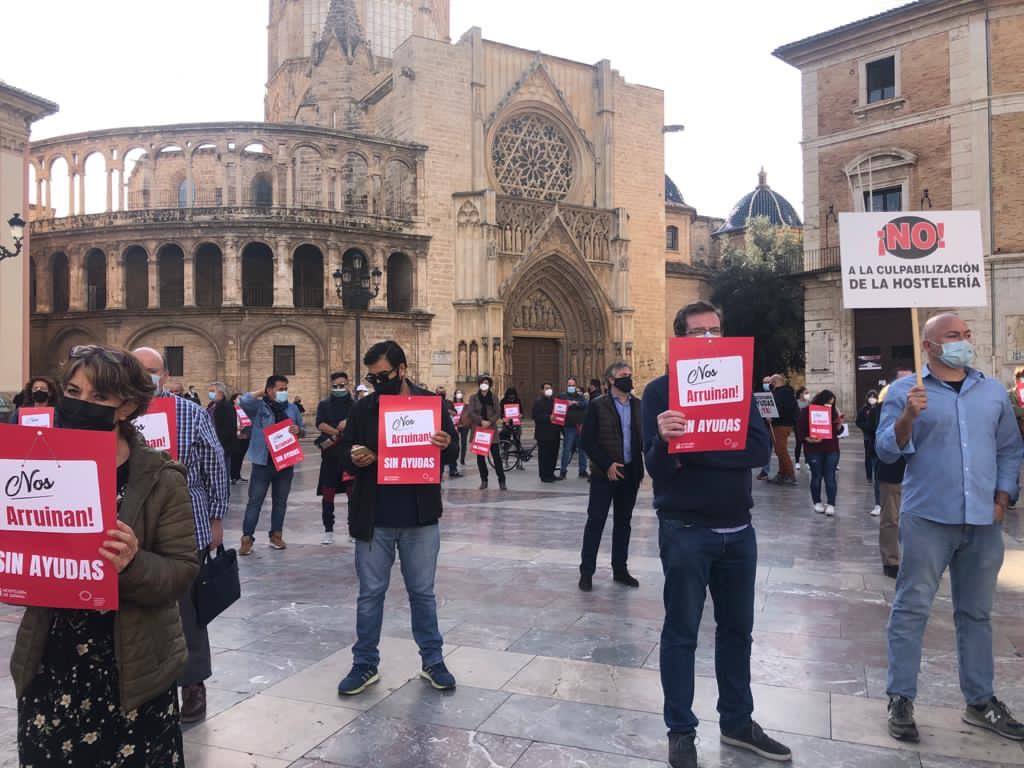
[
  {"left": 32, "top": 390, "right": 50, "bottom": 403},
  {"left": 613, "top": 376, "right": 634, "bottom": 393},
  {"left": 57, "top": 397, "right": 118, "bottom": 432},
  {"left": 372, "top": 373, "right": 404, "bottom": 396}
]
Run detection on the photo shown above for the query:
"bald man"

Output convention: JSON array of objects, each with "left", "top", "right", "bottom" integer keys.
[
  {"left": 876, "top": 314, "right": 1023, "bottom": 744},
  {"left": 133, "top": 347, "right": 229, "bottom": 723}
]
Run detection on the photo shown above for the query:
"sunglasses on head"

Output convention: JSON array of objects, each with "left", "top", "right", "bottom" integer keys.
[{"left": 70, "top": 345, "right": 129, "bottom": 363}]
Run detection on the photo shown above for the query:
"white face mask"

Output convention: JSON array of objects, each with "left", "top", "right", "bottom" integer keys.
[
  {"left": 868, "top": 397, "right": 878, "bottom": 406},
  {"left": 544, "top": 388, "right": 553, "bottom": 397},
  {"left": 479, "top": 383, "right": 490, "bottom": 393}
]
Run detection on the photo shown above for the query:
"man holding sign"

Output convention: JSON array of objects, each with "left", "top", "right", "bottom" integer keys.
[
  {"left": 642, "top": 302, "right": 789, "bottom": 766},
  {"left": 876, "top": 314, "right": 1024, "bottom": 744},
  {"left": 337, "top": 341, "right": 459, "bottom": 697}
]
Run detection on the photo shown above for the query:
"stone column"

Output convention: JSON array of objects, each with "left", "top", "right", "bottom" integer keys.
[
  {"left": 325, "top": 241, "right": 341, "bottom": 308},
  {"left": 68, "top": 249, "right": 86, "bottom": 311},
  {"left": 68, "top": 173, "right": 75, "bottom": 218},
  {"left": 415, "top": 251, "right": 428, "bottom": 311},
  {"left": 105, "top": 167, "right": 113, "bottom": 212},
  {"left": 183, "top": 251, "right": 195, "bottom": 307},
  {"left": 147, "top": 251, "right": 160, "bottom": 308},
  {"left": 117, "top": 166, "right": 126, "bottom": 211},
  {"left": 374, "top": 246, "right": 388, "bottom": 310},
  {"left": 77, "top": 171, "right": 86, "bottom": 216},
  {"left": 35, "top": 254, "right": 52, "bottom": 313},
  {"left": 107, "top": 244, "right": 125, "bottom": 309},
  {"left": 273, "top": 238, "right": 292, "bottom": 308},
  {"left": 223, "top": 237, "right": 242, "bottom": 307},
  {"left": 35, "top": 175, "right": 44, "bottom": 215}
]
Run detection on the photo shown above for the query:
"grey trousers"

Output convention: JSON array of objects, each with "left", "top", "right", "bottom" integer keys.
[
  {"left": 879, "top": 481, "right": 902, "bottom": 567},
  {"left": 178, "top": 568, "right": 213, "bottom": 686}
]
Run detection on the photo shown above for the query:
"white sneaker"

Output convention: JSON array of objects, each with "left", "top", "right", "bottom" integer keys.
[
  {"left": 813, "top": 503, "right": 825, "bottom": 514},
  {"left": 795, "top": 462, "right": 801, "bottom": 471},
  {"left": 321, "top": 531, "right": 334, "bottom": 545},
  {"left": 825, "top": 505, "right": 836, "bottom": 517},
  {"left": 871, "top": 505, "right": 881, "bottom": 517}
]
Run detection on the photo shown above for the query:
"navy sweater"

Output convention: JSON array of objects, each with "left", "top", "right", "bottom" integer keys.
[{"left": 641, "top": 374, "right": 772, "bottom": 528}]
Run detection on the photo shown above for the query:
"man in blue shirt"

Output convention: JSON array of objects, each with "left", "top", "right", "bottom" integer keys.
[
  {"left": 238, "top": 374, "right": 305, "bottom": 555},
  {"left": 579, "top": 362, "right": 643, "bottom": 591},
  {"left": 643, "top": 301, "right": 790, "bottom": 767},
  {"left": 558, "top": 377, "right": 590, "bottom": 479},
  {"left": 876, "top": 313, "right": 1023, "bottom": 744}
]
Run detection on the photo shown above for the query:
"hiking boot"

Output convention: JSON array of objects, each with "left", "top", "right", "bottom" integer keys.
[
  {"left": 337, "top": 664, "right": 379, "bottom": 696},
  {"left": 613, "top": 571, "right": 640, "bottom": 588},
  {"left": 421, "top": 661, "right": 456, "bottom": 690},
  {"left": 180, "top": 682, "right": 207, "bottom": 723},
  {"left": 239, "top": 535, "right": 254, "bottom": 556},
  {"left": 721, "top": 720, "right": 791, "bottom": 761},
  {"left": 963, "top": 697, "right": 1024, "bottom": 740},
  {"left": 888, "top": 695, "right": 920, "bottom": 742},
  {"left": 667, "top": 731, "right": 697, "bottom": 768},
  {"left": 269, "top": 532, "right": 287, "bottom": 550}
]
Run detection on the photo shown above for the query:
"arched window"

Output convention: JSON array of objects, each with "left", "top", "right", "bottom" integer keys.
[
  {"left": 342, "top": 153, "right": 369, "bottom": 213},
  {"left": 158, "top": 245, "right": 185, "bottom": 307},
  {"left": 51, "top": 253, "right": 70, "bottom": 313},
  {"left": 293, "top": 147, "right": 322, "bottom": 208},
  {"left": 251, "top": 173, "right": 273, "bottom": 207},
  {"left": 386, "top": 252, "right": 413, "bottom": 312},
  {"left": 666, "top": 225, "right": 679, "bottom": 251},
  {"left": 242, "top": 242, "right": 274, "bottom": 307},
  {"left": 195, "top": 243, "right": 223, "bottom": 308},
  {"left": 124, "top": 246, "right": 149, "bottom": 309},
  {"left": 384, "top": 160, "right": 415, "bottom": 218},
  {"left": 293, "top": 244, "right": 324, "bottom": 308},
  {"left": 340, "top": 249, "right": 371, "bottom": 310},
  {"left": 85, "top": 249, "right": 107, "bottom": 310}
]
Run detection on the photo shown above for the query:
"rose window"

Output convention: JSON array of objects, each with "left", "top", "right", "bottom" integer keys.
[{"left": 491, "top": 113, "right": 575, "bottom": 202}]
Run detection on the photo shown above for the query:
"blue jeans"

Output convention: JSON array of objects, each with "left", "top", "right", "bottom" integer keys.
[
  {"left": 806, "top": 452, "right": 839, "bottom": 505},
  {"left": 887, "top": 514, "right": 1004, "bottom": 705},
  {"left": 560, "top": 426, "right": 588, "bottom": 475},
  {"left": 659, "top": 519, "right": 756, "bottom": 735},
  {"left": 242, "top": 462, "right": 294, "bottom": 537},
  {"left": 353, "top": 524, "right": 444, "bottom": 669}
]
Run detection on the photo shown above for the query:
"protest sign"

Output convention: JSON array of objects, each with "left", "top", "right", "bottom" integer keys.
[
  {"left": 470, "top": 428, "right": 495, "bottom": 457},
  {"left": 503, "top": 403, "right": 522, "bottom": 426},
  {"left": 667, "top": 336, "right": 754, "bottom": 453},
  {"left": 551, "top": 399, "right": 569, "bottom": 426},
  {"left": 808, "top": 405, "right": 834, "bottom": 440},
  {"left": 264, "top": 419, "right": 304, "bottom": 471},
  {"left": 454, "top": 403, "right": 465, "bottom": 422},
  {"left": 377, "top": 395, "right": 442, "bottom": 485},
  {"left": 1017, "top": 380, "right": 1024, "bottom": 408},
  {"left": 132, "top": 396, "right": 178, "bottom": 460},
  {"left": 18, "top": 407, "right": 54, "bottom": 428},
  {"left": 753, "top": 392, "right": 779, "bottom": 420},
  {"left": 0, "top": 424, "right": 118, "bottom": 610},
  {"left": 235, "top": 406, "right": 252, "bottom": 428}
]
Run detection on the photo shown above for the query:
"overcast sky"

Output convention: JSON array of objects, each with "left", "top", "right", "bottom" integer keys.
[{"left": 2, "top": 0, "right": 904, "bottom": 218}]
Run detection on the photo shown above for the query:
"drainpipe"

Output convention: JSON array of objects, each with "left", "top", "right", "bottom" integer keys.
[{"left": 985, "top": 4, "right": 998, "bottom": 375}]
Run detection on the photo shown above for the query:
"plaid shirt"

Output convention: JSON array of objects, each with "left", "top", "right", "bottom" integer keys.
[{"left": 157, "top": 392, "right": 229, "bottom": 550}]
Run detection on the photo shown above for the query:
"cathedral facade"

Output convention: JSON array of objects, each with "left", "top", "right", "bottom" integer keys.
[{"left": 26, "top": 0, "right": 716, "bottom": 401}]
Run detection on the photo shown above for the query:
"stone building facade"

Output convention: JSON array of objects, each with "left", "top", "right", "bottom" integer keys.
[
  {"left": 26, "top": 0, "right": 719, "bottom": 403},
  {"left": 775, "top": 0, "right": 1024, "bottom": 411}
]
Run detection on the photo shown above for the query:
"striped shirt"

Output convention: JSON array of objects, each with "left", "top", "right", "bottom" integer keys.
[{"left": 157, "top": 392, "right": 229, "bottom": 550}]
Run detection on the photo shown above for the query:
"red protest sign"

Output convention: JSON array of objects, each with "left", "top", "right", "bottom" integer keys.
[
  {"left": 1017, "top": 381, "right": 1024, "bottom": 408},
  {"left": 133, "top": 396, "right": 178, "bottom": 460},
  {"left": 667, "top": 336, "right": 754, "bottom": 453},
  {"left": 18, "top": 407, "right": 54, "bottom": 428},
  {"left": 0, "top": 424, "right": 119, "bottom": 610},
  {"left": 551, "top": 399, "right": 569, "bottom": 426},
  {"left": 808, "top": 405, "right": 834, "bottom": 440},
  {"left": 377, "top": 395, "right": 442, "bottom": 485},
  {"left": 264, "top": 419, "right": 304, "bottom": 471},
  {"left": 454, "top": 403, "right": 465, "bottom": 422},
  {"left": 235, "top": 406, "right": 252, "bottom": 428},
  {"left": 503, "top": 403, "right": 522, "bottom": 426},
  {"left": 470, "top": 428, "right": 495, "bottom": 456}
]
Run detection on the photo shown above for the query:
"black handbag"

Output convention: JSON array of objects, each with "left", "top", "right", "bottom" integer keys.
[{"left": 193, "top": 545, "right": 241, "bottom": 626}]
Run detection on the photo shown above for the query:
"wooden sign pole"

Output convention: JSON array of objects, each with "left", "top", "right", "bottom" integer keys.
[{"left": 910, "top": 308, "right": 924, "bottom": 386}]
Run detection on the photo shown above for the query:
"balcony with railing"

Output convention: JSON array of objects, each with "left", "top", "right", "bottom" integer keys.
[{"left": 776, "top": 246, "right": 841, "bottom": 276}]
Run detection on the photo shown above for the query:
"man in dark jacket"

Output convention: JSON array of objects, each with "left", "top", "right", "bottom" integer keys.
[
  {"left": 768, "top": 373, "right": 798, "bottom": 485},
  {"left": 579, "top": 361, "right": 643, "bottom": 591},
  {"left": 315, "top": 372, "right": 354, "bottom": 545},
  {"left": 645, "top": 301, "right": 791, "bottom": 767},
  {"left": 558, "top": 376, "right": 590, "bottom": 479},
  {"left": 532, "top": 382, "right": 561, "bottom": 482},
  {"left": 336, "top": 341, "right": 459, "bottom": 697},
  {"left": 435, "top": 385, "right": 462, "bottom": 478}
]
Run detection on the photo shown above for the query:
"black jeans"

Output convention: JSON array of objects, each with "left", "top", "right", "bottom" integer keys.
[
  {"left": 230, "top": 439, "right": 249, "bottom": 480},
  {"left": 537, "top": 438, "right": 560, "bottom": 481},
  {"left": 458, "top": 427, "right": 470, "bottom": 464},
  {"left": 477, "top": 444, "right": 505, "bottom": 483},
  {"left": 580, "top": 463, "right": 639, "bottom": 575},
  {"left": 659, "top": 520, "right": 756, "bottom": 735}
]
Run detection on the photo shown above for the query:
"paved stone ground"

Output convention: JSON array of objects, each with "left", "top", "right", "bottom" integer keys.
[{"left": 3, "top": 436, "right": 1024, "bottom": 767}]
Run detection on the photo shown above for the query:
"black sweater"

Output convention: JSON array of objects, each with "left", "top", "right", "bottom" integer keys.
[{"left": 641, "top": 375, "right": 771, "bottom": 528}]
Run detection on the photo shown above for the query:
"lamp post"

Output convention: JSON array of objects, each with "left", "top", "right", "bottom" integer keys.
[
  {"left": 333, "top": 253, "right": 382, "bottom": 384},
  {"left": 0, "top": 213, "right": 26, "bottom": 262}
]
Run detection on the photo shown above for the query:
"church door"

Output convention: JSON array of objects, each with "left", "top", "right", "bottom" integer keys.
[{"left": 510, "top": 337, "right": 560, "bottom": 409}]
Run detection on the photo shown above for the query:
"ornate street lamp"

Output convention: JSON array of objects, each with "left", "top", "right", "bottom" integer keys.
[
  {"left": 0, "top": 213, "right": 26, "bottom": 262},
  {"left": 333, "top": 254, "right": 383, "bottom": 383}
]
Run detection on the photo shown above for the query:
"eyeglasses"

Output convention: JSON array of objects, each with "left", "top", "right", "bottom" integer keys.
[
  {"left": 684, "top": 327, "right": 722, "bottom": 337},
  {"left": 365, "top": 367, "right": 397, "bottom": 387},
  {"left": 70, "top": 344, "right": 129, "bottom": 363}
]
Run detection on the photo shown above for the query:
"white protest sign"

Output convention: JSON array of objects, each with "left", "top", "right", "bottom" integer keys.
[
  {"left": 753, "top": 392, "right": 779, "bottom": 419},
  {"left": 1, "top": 460, "right": 103, "bottom": 534},
  {"left": 266, "top": 426, "right": 297, "bottom": 452},
  {"left": 384, "top": 409, "right": 436, "bottom": 448},
  {"left": 838, "top": 211, "right": 986, "bottom": 309}
]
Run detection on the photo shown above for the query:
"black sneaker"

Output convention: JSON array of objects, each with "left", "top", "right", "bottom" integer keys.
[
  {"left": 337, "top": 664, "right": 379, "bottom": 696},
  {"left": 720, "top": 721, "right": 791, "bottom": 761},
  {"left": 887, "top": 695, "right": 920, "bottom": 742},
  {"left": 613, "top": 571, "right": 640, "bottom": 588},
  {"left": 421, "top": 661, "right": 456, "bottom": 691},
  {"left": 963, "top": 697, "right": 1024, "bottom": 740},
  {"left": 579, "top": 573, "right": 592, "bottom": 592},
  {"left": 883, "top": 565, "right": 899, "bottom": 579},
  {"left": 667, "top": 731, "right": 697, "bottom": 768}
]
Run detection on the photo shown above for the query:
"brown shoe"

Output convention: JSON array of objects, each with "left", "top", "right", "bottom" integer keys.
[
  {"left": 180, "top": 682, "right": 206, "bottom": 723},
  {"left": 239, "top": 535, "right": 254, "bottom": 556},
  {"left": 269, "top": 532, "right": 287, "bottom": 550}
]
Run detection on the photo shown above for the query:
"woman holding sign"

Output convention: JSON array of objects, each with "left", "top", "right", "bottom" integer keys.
[
  {"left": 11, "top": 344, "right": 199, "bottom": 767},
  {"left": 798, "top": 390, "right": 843, "bottom": 517},
  {"left": 8, "top": 376, "right": 60, "bottom": 425},
  {"left": 466, "top": 375, "right": 507, "bottom": 491}
]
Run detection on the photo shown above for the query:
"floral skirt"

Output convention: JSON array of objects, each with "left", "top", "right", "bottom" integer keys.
[{"left": 18, "top": 610, "right": 183, "bottom": 767}]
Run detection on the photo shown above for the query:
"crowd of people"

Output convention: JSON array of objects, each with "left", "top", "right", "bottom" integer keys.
[{"left": 6, "top": 304, "right": 1024, "bottom": 768}]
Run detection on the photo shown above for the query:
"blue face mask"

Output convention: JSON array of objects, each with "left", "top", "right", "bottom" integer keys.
[
  {"left": 935, "top": 340, "right": 975, "bottom": 369},
  {"left": 275, "top": 390, "right": 289, "bottom": 404},
  {"left": 208, "top": 391, "right": 217, "bottom": 401},
  {"left": 762, "top": 383, "right": 771, "bottom": 391},
  {"left": 567, "top": 386, "right": 576, "bottom": 394}
]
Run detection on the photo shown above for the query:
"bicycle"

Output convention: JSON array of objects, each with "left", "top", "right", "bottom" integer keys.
[{"left": 487, "top": 434, "right": 535, "bottom": 472}]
